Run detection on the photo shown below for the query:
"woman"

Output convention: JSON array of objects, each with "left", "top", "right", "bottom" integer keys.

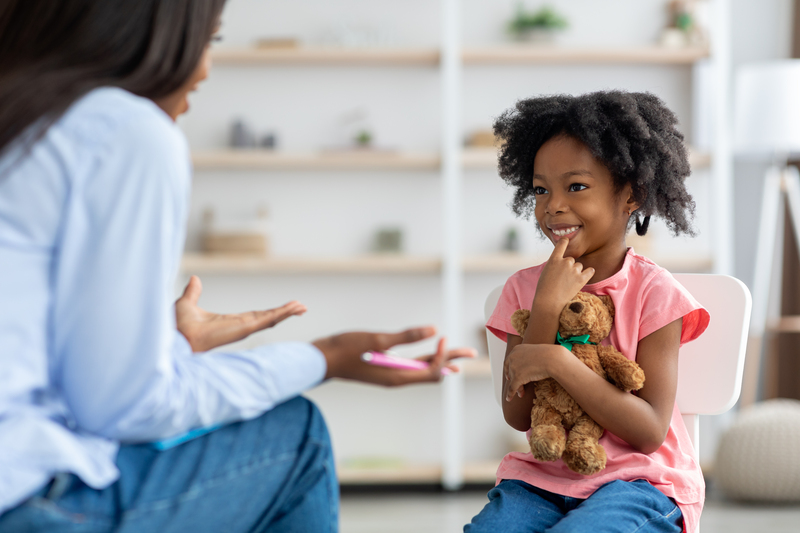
[{"left": 0, "top": 1, "right": 473, "bottom": 531}]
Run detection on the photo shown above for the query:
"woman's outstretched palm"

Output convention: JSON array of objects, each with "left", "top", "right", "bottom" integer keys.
[{"left": 176, "top": 275, "right": 307, "bottom": 352}]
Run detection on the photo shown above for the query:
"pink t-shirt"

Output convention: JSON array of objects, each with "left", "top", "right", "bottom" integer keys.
[{"left": 487, "top": 248, "right": 710, "bottom": 533}]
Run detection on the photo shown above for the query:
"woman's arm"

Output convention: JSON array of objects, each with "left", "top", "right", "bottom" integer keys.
[
  {"left": 506, "top": 317, "right": 682, "bottom": 453},
  {"left": 313, "top": 329, "right": 475, "bottom": 385}
]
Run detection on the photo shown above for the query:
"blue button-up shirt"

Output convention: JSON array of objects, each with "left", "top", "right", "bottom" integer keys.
[{"left": 0, "top": 87, "right": 326, "bottom": 515}]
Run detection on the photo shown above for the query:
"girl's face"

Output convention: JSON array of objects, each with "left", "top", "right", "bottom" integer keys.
[{"left": 532, "top": 134, "right": 638, "bottom": 263}]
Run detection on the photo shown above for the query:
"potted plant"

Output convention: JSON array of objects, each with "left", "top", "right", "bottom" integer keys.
[{"left": 507, "top": 3, "right": 568, "bottom": 44}]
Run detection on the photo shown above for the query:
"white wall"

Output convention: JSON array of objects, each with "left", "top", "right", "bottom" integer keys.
[
  {"left": 731, "top": 0, "right": 794, "bottom": 289},
  {"left": 177, "top": 0, "right": 792, "bottom": 469},
  {"left": 695, "top": 0, "right": 795, "bottom": 466}
]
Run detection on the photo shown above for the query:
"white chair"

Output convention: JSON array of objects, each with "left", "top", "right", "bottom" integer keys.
[{"left": 483, "top": 273, "right": 752, "bottom": 459}]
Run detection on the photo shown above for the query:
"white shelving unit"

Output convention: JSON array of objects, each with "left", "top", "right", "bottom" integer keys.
[{"left": 184, "top": 0, "right": 732, "bottom": 489}]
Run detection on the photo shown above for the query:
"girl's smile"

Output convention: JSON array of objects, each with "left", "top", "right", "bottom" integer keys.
[
  {"left": 548, "top": 224, "right": 581, "bottom": 240},
  {"left": 532, "top": 134, "right": 639, "bottom": 282}
]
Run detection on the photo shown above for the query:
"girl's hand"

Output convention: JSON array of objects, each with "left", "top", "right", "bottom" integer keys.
[
  {"left": 504, "top": 343, "right": 567, "bottom": 401},
  {"left": 532, "top": 237, "right": 595, "bottom": 313},
  {"left": 313, "top": 327, "right": 477, "bottom": 386},
  {"left": 176, "top": 275, "right": 307, "bottom": 352}
]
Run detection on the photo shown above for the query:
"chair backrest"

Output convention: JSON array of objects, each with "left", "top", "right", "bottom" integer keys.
[{"left": 483, "top": 274, "right": 752, "bottom": 456}]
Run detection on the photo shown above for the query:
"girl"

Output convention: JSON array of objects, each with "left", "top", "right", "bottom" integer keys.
[
  {"left": 466, "top": 91, "right": 710, "bottom": 533},
  {"left": 0, "top": 1, "right": 473, "bottom": 531}
]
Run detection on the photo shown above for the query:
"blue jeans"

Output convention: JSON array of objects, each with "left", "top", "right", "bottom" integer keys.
[
  {"left": 0, "top": 396, "right": 338, "bottom": 533},
  {"left": 465, "top": 479, "right": 683, "bottom": 533}
]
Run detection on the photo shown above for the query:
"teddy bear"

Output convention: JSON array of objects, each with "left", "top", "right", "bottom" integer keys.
[{"left": 510, "top": 291, "right": 645, "bottom": 475}]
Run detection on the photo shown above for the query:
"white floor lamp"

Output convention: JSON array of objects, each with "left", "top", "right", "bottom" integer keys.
[{"left": 735, "top": 61, "right": 800, "bottom": 406}]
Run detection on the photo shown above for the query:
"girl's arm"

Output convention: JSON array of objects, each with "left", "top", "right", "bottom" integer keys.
[
  {"left": 502, "top": 238, "right": 594, "bottom": 430},
  {"left": 506, "top": 317, "right": 682, "bottom": 453},
  {"left": 501, "top": 320, "right": 564, "bottom": 431}
]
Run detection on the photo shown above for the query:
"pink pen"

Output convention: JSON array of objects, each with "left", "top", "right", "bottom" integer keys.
[{"left": 361, "top": 351, "right": 452, "bottom": 375}]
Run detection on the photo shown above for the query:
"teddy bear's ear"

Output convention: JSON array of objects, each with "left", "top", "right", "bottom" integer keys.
[{"left": 598, "top": 295, "right": 615, "bottom": 319}]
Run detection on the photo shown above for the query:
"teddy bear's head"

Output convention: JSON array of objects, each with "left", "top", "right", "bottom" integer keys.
[{"left": 557, "top": 292, "right": 615, "bottom": 344}]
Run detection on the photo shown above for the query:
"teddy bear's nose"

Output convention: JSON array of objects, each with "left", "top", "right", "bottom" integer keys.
[{"left": 569, "top": 302, "right": 584, "bottom": 314}]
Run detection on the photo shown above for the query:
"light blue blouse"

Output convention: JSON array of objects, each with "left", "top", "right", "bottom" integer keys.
[{"left": 0, "top": 87, "right": 326, "bottom": 515}]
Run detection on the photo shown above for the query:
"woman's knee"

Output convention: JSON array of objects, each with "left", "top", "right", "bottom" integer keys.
[
  {"left": 274, "top": 396, "right": 329, "bottom": 439},
  {"left": 252, "top": 396, "right": 332, "bottom": 456}
]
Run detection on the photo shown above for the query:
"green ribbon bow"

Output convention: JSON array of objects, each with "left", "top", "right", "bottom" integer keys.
[{"left": 556, "top": 332, "right": 596, "bottom": 351}]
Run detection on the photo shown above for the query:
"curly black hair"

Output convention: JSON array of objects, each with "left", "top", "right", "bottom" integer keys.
[{"left": 493, "top": 90, "right": 695, "bottom": 236}]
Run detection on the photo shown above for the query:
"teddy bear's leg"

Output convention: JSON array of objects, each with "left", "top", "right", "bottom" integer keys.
[
  {"left": 597, "top": 345, "right": 645, "bottom": 392},
  {"left": 529, "top": 397, "right": 566, "bottom": 462},
  {"left": 571, "top": 344, "right": 606, "bottom": 378},
  {"left": 562, "top": 414, "right": 607, "bottom": 476}
]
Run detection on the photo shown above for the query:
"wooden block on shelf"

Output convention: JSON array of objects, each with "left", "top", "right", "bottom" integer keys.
[
  {"left": 254, "top": 38, "right": 300, "bottom": 49},
  {"left": 202, "top": 233, "right": 268, "bottom": 256}
]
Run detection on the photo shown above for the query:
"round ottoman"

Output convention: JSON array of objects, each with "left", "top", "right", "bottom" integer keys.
[{"left": 715, "top": 399, "right": 800, "bottom": 501}]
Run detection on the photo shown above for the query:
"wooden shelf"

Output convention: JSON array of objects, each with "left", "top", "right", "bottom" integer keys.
[
  {"left": 192, "top": 150, "right": 440, "bottom": 171},
  {"left": 211, "top": 47, "right": 440, "bottom": 66},
  {"left": 210, "top": 45, "right": 709, "bottom": 67},
  {"left": 463, "top": 45, "right": 710, "bottom": 65},
  {"left": 767, "top": 315, "right": 800, "bottom": 333},
  {"left": 466, "top": 253, "right": 713, "bottom": 273},
  {"left": 180, "top": 253, "right": 546, "bottom": 275},
  {"left": 338, "top": 463, "right": 441, "bottom": 485},
  {"left": 649, "top": 253, "right": 714, "bottom": 273},
  {"left": 463, "top": 460, "right": 501, "bottom": 484},
  {"left": 463, "top": 253, "right": 545, "bottom": 273},
  {"left": 194, "top": 147, "right": 710, "bottom": 172},
  {"left": 181, "top": 252, "right": 713, "bottom": 275},
  {"left": 337, "top": 460, "right": 498, "bottom": 485},
  {"left": 463, "top": 146, "right": 711, "bottom": 171},
  {"left": 181, "top": 253, "right": 440, "bottom": 274},
  {"left": 461, "top": 357, "right": 493, "bottom": 378}
]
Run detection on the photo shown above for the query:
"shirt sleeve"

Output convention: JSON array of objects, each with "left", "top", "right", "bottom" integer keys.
[
  {"left": 638, "top": 270, "right": 710, "bottom": 345},
  {"left": 52, "top": 110, "right": 326, "bottom": 443}
]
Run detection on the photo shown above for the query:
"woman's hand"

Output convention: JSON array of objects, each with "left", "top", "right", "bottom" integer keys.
[
  {"left": 313, "top": 326, "right": 476, "bottom": 386},
  {"left": 532, "top": 237, "right": 595, "bottom": 313},
  {"left": 176, "top": 275, "right": 307, "bottom": 352},
  {"left": 504, "top": 342, "right": 568, "bottom": 401}
]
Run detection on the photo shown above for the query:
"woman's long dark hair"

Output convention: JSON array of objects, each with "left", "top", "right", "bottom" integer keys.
[{"left": 0, "top": 0, "right": 227, "bottom": 157}]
